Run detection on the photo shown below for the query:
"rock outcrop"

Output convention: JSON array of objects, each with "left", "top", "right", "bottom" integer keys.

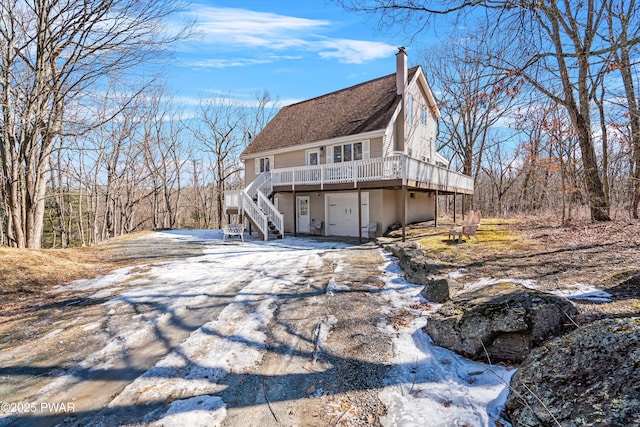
[
  {"left": 419, "top": 276, "right": 461, "bottom": 303},
  {"left": 423, "top": 282, "right": 578, "bottom": 363},
  {"left": 384, "top": 242, "right": 461, "bottom": 301},
  {"left": 505, "top": 317, "right": 640, "bottom": 426}
]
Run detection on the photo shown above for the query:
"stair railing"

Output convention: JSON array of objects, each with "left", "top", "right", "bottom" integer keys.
[
  {"left": 240, "top": 171, "right": 284, "bottom": 240},
  {"left": 257, "top": 191, "right": 284, "bottom": 236},
  {"left": 245, "top": 171, "right": 270, "bottom": 199},
  {"left": 240, "top": 191, "right": 269, "bottom": 241}
]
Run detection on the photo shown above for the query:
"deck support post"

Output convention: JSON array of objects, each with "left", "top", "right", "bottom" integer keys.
[
  {"left": 453, "top": 191, "right": 457, "bottom": 223},
  {"left": 434, "top": 190, "right": 438, "bottom": 227},
  {"left": 293, "top": 190, "right": 297, "bottom": 237},
  {"left": 401, "top": 184, "right": 407, "bottom": 242},
  {"left": 358, "top": 187, "right": 362, "bottom": 243}
]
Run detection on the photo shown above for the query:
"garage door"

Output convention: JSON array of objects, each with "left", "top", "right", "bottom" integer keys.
[{"left": 325, "top": 193, "right": 369, "bottom": 237}]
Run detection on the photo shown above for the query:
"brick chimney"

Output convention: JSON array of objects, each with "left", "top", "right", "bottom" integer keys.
[{"left": 396, "top": 47, "right": 407, "bottom": 96}]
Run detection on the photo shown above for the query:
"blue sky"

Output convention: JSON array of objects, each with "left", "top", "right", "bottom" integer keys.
[{"left": 167, "top": 1, "right": 421, "bottom": 107}]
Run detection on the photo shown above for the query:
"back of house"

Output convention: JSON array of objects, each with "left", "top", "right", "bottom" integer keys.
[{"left": 225, "top": 48, "right": 473, "bottom": 240}]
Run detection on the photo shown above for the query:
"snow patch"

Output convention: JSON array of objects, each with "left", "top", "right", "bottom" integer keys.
[
  {"left": 448, "top": 270, "right": 465, "bottom": 279},
  {"left": 150, "top": 395, "right": 226, "bottom": 427},
  {"left": 109, "top": 292, "right": 278, "bottom": 405},
  {"left": 377, "top": 251, "right": 515, "bottom": 427},
  {"left": 326, "top": 278, "right": 350, "bottom": 294},
  {"left": 42, "top": 328, "right": 64, "bottom": 340},
  {"left": 460, "top": 277, "right": 536, "bottom": 294},
  {"left": 546, "top": 283, "right": 613, "bottom": 302}
]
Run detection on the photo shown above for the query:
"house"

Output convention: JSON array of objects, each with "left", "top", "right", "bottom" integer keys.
[{"left": 224, "top": 48, "right": 473, "bottom": 240}]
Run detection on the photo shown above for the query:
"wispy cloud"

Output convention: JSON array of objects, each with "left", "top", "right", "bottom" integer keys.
[
  {"left": 187, "top": 6, "right": 329, "bottom": 48},
  {"left": 186, "top": 55, "right": 303, "bottom": 69},
  {"left": 317, "top": 39, "right": 398, "bottom": 64},
  {"left": 179, "top": 5, "right": 396, "bottom": 67}
]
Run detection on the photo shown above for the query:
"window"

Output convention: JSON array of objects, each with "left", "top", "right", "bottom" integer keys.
[
  {"left": 408, "top": 94, "right": 413, "bottom": 126},
  {"left": 353, "top": 142, "right": 363, "bottom": 160},
  {"left": 255, "top": 156, "right": 274, "bottom": 175},
  {"left": 333, "top": 145, "right": 343, "bottom": 162},
  {"left": 307, "top": 150, "right": 319, "bottom": 166},
  {"left": 260, "top": 157, "right": 270, "bottom": 172},
  {"left": 344, "top": 144, "right": 352, "bottom": 161},
  {"left": 421, "top": 108, "right": 427, "bottom": 126},
  {"left": 332, "top": 142, "right": 363, "bottom": 162}
]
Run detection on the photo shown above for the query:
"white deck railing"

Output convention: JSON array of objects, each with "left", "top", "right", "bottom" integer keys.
[
  {"left": 241, "top": 192, "right": 269, "bottom": 241},
  {"left": 257, "top": 191, "right": 284, "bottom": 234},
  {"left": 245, "top": 171, "right": 271, "bottom": 199},
  {"left": 271, "top": 154, "right": 473, "bottom": 192},
  {"left": 224, "top": 154, "right": 473, "bottom": 240},
  {"left": 225, "top": 172, "right": 283, "bottom": 241}
]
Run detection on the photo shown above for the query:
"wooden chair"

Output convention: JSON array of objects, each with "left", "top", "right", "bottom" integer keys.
[{"left": 449, "top": 210, "right": 481, "bottom": 243}]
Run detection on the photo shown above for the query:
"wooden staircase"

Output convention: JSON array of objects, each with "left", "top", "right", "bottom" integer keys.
[
  {"left": 225, "top": 172, "right": 284, "bottom": 241},
  {"left": 245, "top": 213, "right": 283, "bottom": 240}
]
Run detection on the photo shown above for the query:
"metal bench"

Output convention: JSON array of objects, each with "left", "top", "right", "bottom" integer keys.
[{"left": 223, "top": 223, "right": 245, "bottom": 242}]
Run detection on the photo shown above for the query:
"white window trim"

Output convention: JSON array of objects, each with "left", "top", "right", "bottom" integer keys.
[
  {"left": 254, "top": 156, "right": 274, "bottom": 175},
  {"left": 327, "top": 140, "right": 370, "bottom": 163},
  {"left": 306, "top": 149, "right": 321, "bottom": 166}
]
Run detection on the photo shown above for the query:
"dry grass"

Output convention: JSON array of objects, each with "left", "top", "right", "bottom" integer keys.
[
  {"left": 400, "top": 216, "right": 640, "bottom": 323},
  {"left": 0, "top": 231, "right": 153, "bottom": 318},
  {"left": 0, "top": 247, "right": 107, "bottom": 289},
  {"left": 2, "top": 219, "right": 639, "bottom": 322},
  {"left": 413, "top": 218, "right": 536, "bottom": 264}
]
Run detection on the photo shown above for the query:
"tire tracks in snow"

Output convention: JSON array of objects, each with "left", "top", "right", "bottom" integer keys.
[{"left": 90, "top": 240, "right": 328, "bottom": 426}]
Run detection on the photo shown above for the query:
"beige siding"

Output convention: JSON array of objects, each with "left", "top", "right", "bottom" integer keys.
[
  {"left": 309, "top": 193, "right": 325, "bottom": 226},
  {"left": 383, "top": 121, "right": 396, "bottom": 157},
  {"left": 244, "top": 159, "right": 257, "bottom": 186},
  {"left": 274, "top": 191, "right": 325, "bottom": 234},
  {"left": 274, "top": 188, "right": 434, "bottom": 237},
  {"left": 275, "top": 193, "right": 294, "bottom": 233},
  {"left": 406, "top": 191, "right": 435, "bottom": 223},
  {"left": 391, "top": 189, "right": 435, "bottom": 227},
  {"left": 404, "top": 81, "right": 438, "bottom": 163},
  {"left": 369, "top": 136, "right": 384, "bottom": 158},
  {"left": 275, "top": 150, "right": 305, "bottom": 169},
  {"left": 357, "top": 189, "right": 400, "bottom": 234},
  {"left": 246, "top": 136, "right": 387, "bottom": 187}
]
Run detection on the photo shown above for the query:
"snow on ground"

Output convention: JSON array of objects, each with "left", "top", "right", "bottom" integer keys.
[
  {"left": 453, "top": 272, "right": 613, "bottom": 303},
  {"left": 149, "top": 395, "right": 226, "bottom": 427},
  {"left": 458, "top": 277, "right": 537, "bottom": 294},
  {"left": 32, "top": 230, "right": 350, "bottom": 425},
  {"left": 545, "top": 283, "right": 613, "bottom": 303},
  {"left": 377, "top": 253, "right": 516, "bottom": 427},
  {"left": 18, "top": 230, "right": 518, "bottom": 426}
]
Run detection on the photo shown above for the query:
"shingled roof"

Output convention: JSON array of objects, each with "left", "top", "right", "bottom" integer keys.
[{"left": 241, "top": 66, "right": 420, "bottom": 157}]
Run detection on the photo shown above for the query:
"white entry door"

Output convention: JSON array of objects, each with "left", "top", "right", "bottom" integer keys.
[
  {"left": 296, "top": 196, "right": 310, "bottom": 233},
  {"left": 325, "top": 193, "right": 369, "bottom": 237}
]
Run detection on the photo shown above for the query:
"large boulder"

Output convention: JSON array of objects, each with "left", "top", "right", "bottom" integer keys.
[
  {"left": 419, "top": 276, "right": 461, "bottom": 303},
  {"left": 423, "top": 282, "right": 577, "bottom": 363},
  {"left": 384, "top": 242, "right": 448, "bottom": 288},
  {"left": 505, "top": 317, "right": 640, "bottom": 427}
]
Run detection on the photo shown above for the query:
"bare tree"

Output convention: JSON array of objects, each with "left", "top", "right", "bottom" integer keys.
[
  {"left": 423, "top": 28, "right": 519, "bottom": 214},
  {"left": 189, "top": 96, "right": 248, "bottom": 228},
  {"left": 480, "top": 140, "right": 523, "bottom": 217},
  {"left": 142, "top": 92, "right": 187, "bottom": 230},
  {"left": 604, "top": 0, "right": 640, "bottom": 218},
  {"left": 335, "top": 0, "right": 640, "bottom": 221},
  {"left": 188, "top": 91, "right": 278, "bottom": 229},
  {"left": 0, "top": 0, "right": 186, "bottom": 248}
]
